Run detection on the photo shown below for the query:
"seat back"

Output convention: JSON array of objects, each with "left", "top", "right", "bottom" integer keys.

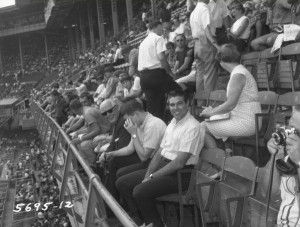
[
  {"left": 197, "top": 148, "right": 226, "bottom": 178},
  {"left": 257, "top": 48, "right": 280, "bottom": 90},
  {"left": 192, "top": 90, "right": 210, "bottom": 118},
  {"left": 277, "top": 43, "right": 300, "bottom": 92},
  {"left": 241, "top": 51, "right": 260, "bottom": 80},
  {"left": 277, "top": 92, "right": 300, "bottom": 111},
  {"left": 208, "top": 90, "right": 226, "bottom": 108},
  {"left": 258, "top": 91, "right": 278, "bottom": 113},
  {"left": 223, "top": 156, "right": 258, "bottom": 196}
]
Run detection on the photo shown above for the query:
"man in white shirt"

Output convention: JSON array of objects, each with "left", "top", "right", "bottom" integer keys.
[
  {"left": 208, "top": 0, "right": 230, "bottom": 43},
  {"left": 190, "top": 0, "right": 220, "bottom": 96},
  {"left": 117, "top": 74, "right": 142, "bottom": 103},
  {"left": 138, "top": 21, "right": 182, "bottom": 120},
  {"left": 113, "top": 43, "right": 125, "bottom": 66},
  {"left": 116, "top": 90, "right": 204, "bottom": 227}
]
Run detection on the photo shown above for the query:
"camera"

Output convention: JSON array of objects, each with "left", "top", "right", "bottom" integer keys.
[
  {"left": 272, "top": 125, "right": 298, "bottom": 146},
  {"left": 272, "top": 125, "right": 299, "bottom": 176}
]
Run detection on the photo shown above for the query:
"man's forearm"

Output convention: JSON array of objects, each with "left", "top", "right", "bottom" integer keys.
[
  {"left": 68, "top": 118, "right": 84, "bottom": 133},
  {"left": 145, "top": 149, "right": 162, "bottom": 178},
  {"left": 152, "top": 158, "right": 184, "bottom": 178},
  {"left": 160, "top": 55, "right": 172, "bottom": 74},
  {"left": 109, "top": 146, "right": 134, "bottom": 157},
  {"left": 125, "top": 90, "right": 142, "bottom": 100},
  {"left": 81, "top": 129, "right": 100, "bottom": 141},
  {"left": 132, "top": 137, "right": 150, "bottom": 161}
]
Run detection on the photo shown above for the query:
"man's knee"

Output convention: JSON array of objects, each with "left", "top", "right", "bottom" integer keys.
[
  {"left": 132, "top": 184, "right": 145, "bottom": 201},
  {"left": 79, "top": 140, "right": 94, "bottom": 151},
  {"left": 115, "top": 176, "right": 126, "bottom": 192},
  {"left": 250, "top": 38, "right": 260, "bottom": 50}
]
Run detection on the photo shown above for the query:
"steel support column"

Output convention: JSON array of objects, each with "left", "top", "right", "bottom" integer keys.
[
  {"left": 75, "top": 25, "right": 81, "bottom": 56},
  {"left": 79, "top": 7, "right": 87, "bottom": 53},
  {"left": 111, "top": 0, "right": 119, "bottom": 36},
  {"left": 0, "top": 40, "right": 3, "bottom": 75},
  {"left": 87, "top": 1, "right": 95, "bottom": 50},
  {"left": 126, "top": 0, "right": 133, "bottom": 29},
  {"left": 44, "top": 32, "right": 49, "bottom": 66},
  {"left": 151, "top": 0, "right": 157, "bottom": 21},
  {"left": 18, "top": 36, "right": 24, "bottom": 74},
  {"left": 96, "top": 0, "right": 105, "bottom": 45}
]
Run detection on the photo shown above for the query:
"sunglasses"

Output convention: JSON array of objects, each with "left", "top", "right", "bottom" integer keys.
[{"left": 102, "top": 106, "right": 115, "bottom": 116}]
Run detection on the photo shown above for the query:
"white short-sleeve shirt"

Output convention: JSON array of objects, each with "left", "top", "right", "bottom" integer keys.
[
  {"left": 190, "top": 2, "right": 211, "bottom": 39},
  {"left": 160, "top": 112, "right": 205, "bottom": 165},
  {"left": 131, "top": 113, "right": 167, "bottom": 159},
  {"left": 208, "top": 0, "right": 230, "bottom": 35},
  {"left": 138, "top": 32, "right": 166, "bottom": 71}
]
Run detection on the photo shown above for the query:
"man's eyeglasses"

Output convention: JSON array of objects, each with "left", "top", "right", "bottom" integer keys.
[
  {"left": 102, "top": 106, "right": 115, "bottom": 116},
  {"left": 176, "top": 39, "right": 184, "bottom": 42}
]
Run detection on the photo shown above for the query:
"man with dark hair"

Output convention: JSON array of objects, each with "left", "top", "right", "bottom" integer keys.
[
  {"left": 50, "top": 90, "right": 68, "bottom": 126},
  {"left": 98, "top": 99, "right": 166, "bottom": 177},
  {"left": 69, "top": 99, "right": 111, "bottom": 165},
  {"left": 116, "top": 90, "right": 204, "bottom": 226},
  {"left": 117, "top": 74, "right": 142, "bottom": 103},
  {"left": 79, "top": 92, "right": 94, "bottom": 107},
  {"left": 138, "top": 21, "right": 182, "bottom": 120}
]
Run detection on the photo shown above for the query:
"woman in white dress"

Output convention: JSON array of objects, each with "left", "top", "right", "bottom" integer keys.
[
  {"left": 226, "top": 2, "right": 251, "bottom": 52},
  {"left": 200, "top": 44, "right": 261, "bottom": 151}
]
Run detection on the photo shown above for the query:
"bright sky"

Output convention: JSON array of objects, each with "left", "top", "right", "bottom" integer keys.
[{"left": 0, "top": 0, "right": 16, "bottom": 8}]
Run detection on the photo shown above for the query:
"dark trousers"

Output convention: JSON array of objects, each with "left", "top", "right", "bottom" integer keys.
[
  {"left": 140, "top": 68, "right": 182, "bottom": 120},
  {"left": 115, "top": 158, "right": 192, "bottom": 227},
  {"left": 105, "top": 153, "right": 141, "bottom": 200}
]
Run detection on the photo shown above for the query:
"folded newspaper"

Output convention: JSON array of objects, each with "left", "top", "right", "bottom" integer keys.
[
  {"left": 271, "top": 24, "right": 300, "bottom": 53},
  {"left": 205, "top": 112, "right": 230, "bottom": 122}
]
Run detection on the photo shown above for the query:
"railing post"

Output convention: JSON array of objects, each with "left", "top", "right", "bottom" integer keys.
[
  {"left": 59, "top": 145, "right": 73, "bottom": 202},
  {"left": 85, "top": 180, "right": 109, "bottom": 227},
  {"left": 40, "top": 116, "right": 47, "bottom": 138},
  {"left": 50, "top": 132, "right": 63, "bottom": 181},
  {"left": 42, "top": 118, "right": 50, "bottom": 143},
  {"left": 46, "top": 124, "right": 55, "bottom": 154}
]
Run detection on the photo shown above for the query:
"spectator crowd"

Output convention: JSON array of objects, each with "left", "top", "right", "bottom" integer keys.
[{"left": 2, "top": 0, "right": 300, "bottom": 226}]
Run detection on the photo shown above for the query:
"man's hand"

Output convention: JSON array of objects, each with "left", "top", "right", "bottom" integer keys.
[
  {"left": 96, "top": 152, "right": 106, "bottom": 166},
  {"left": 71, "top": 138, "right": 81, "bottom": 145},
  {"left": 93, "top": 135, "right": 108, "bottom": 144},
  {"left": 286, "top": 134, "right": 300, "bottom": 164},
  {"left": 124, "top": 118, "right": 138, "bottom": 135},
  {"left": 69, "top": 131, "right": 78, "bottom": 139},
  {"left": 142, "top": 176, "right": 151, "bottom": 183}
]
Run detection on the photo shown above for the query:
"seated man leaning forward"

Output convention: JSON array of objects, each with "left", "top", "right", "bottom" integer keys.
[
  {"left": 116, "top": 90, "right": 205, "bottom": 227},
  {"left": 70, "top": 99, "right": 111, "bottom": 165},
  {"left": 98, "top": 99, "right": 167, "bottom": 179}
]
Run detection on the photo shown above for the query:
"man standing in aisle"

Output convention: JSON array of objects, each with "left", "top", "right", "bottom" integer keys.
[
  {"left": 190, "top": 0, "right": 220, "bottom": 95},
  {"left": 138, "top": 21, "right": 182, "bottom": 120}
]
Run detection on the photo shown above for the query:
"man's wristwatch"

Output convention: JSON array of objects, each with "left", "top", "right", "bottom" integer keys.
[
  {"left": 132, "top": 134, "right": 137, "bottom": 139},
  {"left": 149, "top": 174, "right": 154, "bottom": 179}
]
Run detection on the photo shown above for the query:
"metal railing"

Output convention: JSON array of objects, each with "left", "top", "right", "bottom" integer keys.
[{"left": 30, "top": 102, "right": 138, "bottom": 227}]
